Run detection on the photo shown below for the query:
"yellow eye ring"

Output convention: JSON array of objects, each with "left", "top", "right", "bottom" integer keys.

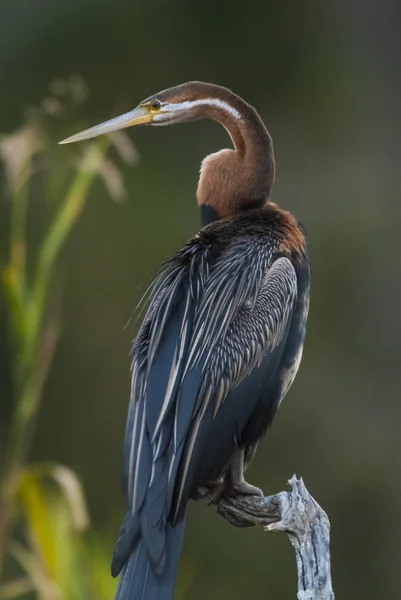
[{"left": 150, "top": 99, "right": 161, "bottom": 111}]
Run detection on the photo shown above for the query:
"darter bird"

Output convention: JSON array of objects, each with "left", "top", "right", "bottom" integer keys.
[{"left": 60, "top": 82, "right": 310, "bottom": 600}]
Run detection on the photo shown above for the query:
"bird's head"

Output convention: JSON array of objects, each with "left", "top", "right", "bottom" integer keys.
[
  {"left": 59, "top": 82, "right": 242, "bottom": 144},
  {"left": 59, "top": 81, "right": 275, "bottom": 222}
]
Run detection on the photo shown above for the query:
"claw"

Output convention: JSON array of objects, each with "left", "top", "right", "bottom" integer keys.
[{"left": 228, "top": 480, "right": 264, "bottom": 497}]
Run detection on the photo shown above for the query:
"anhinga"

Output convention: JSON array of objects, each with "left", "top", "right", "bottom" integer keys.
[{"left": 60, "top": 82, "right": 310, "bottom": 600}]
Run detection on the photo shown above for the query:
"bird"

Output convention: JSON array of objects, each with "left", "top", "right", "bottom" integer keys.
[{"left": 60, "top": 82, "right": 310, "bottom": 600}]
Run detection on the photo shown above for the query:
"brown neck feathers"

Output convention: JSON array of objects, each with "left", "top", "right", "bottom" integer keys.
[{"left": 195, "top": 86, "right": 275, "bottom": 223}]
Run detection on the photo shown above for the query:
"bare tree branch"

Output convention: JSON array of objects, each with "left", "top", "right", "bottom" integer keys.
[{"left": 200, "top": 475, "right": 335, "bottom": 600}]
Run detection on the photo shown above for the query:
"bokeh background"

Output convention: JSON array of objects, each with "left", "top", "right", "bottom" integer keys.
[{"left": 1, "top": 0, "right": 401, "bottom": 598}]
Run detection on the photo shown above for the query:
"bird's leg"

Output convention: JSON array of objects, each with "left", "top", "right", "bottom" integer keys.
[{"left": 226, "top": 448, "right": 264, "bottom": 497}]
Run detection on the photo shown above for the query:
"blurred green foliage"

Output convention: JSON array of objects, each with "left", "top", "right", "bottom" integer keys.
[
  {"left": 0, "top": 1, "right": 401, "bottom": 598},
  {"left": 2, "top": 462, "right": 117, "bottom": 600},
  {"left": 0, "top": 80, "right": 136, "bottom": 599}
]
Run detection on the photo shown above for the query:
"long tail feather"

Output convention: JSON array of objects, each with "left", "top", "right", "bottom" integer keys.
[{"left": 115, "top": 520, "right": 185, "bottom": 600}]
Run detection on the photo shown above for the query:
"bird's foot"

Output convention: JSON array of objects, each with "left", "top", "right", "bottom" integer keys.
[
  {"left": 226, "top": 479, "right": 264, "bottom": 498},
  {"left": 200, "top": 477, "right": 263, "bottom": 504},
  {"left": 226, "top": 448, "right": 264, "bottom": 497},
  {"left": 208, "top": 477, "right": 227, "bottom": 504}
]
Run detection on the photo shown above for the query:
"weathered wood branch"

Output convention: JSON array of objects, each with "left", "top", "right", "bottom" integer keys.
[{"left": 200, "top": 475, "right": 334, "bottom": 600}]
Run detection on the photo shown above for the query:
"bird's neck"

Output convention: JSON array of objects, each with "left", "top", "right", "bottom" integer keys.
[{"left": 196, "top": 93, "right": 275, "bottom": 225}]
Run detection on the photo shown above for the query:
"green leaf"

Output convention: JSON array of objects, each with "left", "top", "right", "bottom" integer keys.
[
  {"left": 28, "top": 463, "right": 90, "bottom": 532},
  {"left": 8, "top": 541, "right": 61, "bottom": 600},
  {"left": 18, "top": 472, "right": 57, "bottom": 576}
]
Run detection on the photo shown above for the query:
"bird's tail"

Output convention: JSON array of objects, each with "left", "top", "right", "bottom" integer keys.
[{"left": 115, "top": 520, "right": 186, "bottom": 600}]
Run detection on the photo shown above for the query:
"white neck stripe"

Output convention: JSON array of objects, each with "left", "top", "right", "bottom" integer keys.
[{"left": 165, "top": 98, "right": 242, "bottom": 120}]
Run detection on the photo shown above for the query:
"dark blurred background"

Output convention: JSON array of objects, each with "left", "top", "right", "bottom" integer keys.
[{"left": 1, "top": 0, "right": 400, "bottom": 598}]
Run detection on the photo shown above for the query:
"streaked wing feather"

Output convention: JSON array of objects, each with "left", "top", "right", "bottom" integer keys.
[
  {"left": 121, "top": 236, "right": 298, "bottom": 569},
  {"left": 171, "top": 255, "right": 298, "bottom": 519}
]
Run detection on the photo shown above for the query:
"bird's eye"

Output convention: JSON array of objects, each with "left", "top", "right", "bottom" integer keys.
[{"left": 150, "top": 99, "right": 161, "bottom": 111}]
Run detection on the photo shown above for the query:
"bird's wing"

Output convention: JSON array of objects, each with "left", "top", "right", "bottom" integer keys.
[
  {"left": 116, "top": 244, "right": 208, "bottom": 574},
  {"left": 170, "top": 243, "right": 298, "bottom": 518},
  {"left": 115, "top": 237, "right": 297, "bottom": 574}
]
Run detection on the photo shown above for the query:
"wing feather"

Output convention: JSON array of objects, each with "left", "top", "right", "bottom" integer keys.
[
  {"left": 171, "top": 254, "right": 298, "bottom": 519},
  {"left": 119, "top": 236, "right": 298, "bottom": 571}
]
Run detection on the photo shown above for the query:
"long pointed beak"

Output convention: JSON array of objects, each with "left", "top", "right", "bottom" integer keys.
[{"left": 59, "top": 105, "right": 152, "bottom": 144}]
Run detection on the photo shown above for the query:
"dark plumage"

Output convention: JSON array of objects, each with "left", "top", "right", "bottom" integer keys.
[{"left": 60, "top": 82, "right": 310, "bottom": 600}]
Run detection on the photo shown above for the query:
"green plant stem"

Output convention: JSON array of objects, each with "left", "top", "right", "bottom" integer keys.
[
  {"left": 0, "top": 139, "right": 110, "bottom": 576},
  {"left": 24, "top": 139, "right": 110, "bottom": 371}
]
